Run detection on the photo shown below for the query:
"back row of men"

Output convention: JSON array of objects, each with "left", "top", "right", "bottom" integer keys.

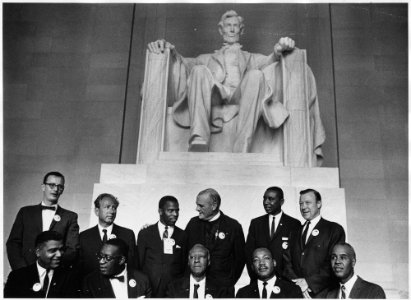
[{"left": 5, "top": 171, "right": 386, "bottom": 298}]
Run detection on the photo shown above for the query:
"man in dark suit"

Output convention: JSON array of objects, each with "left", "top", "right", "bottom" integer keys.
[
  {"left": 82, "top": 238, "right": 151, "bottom": 298},
  {"left": 185, "top": 188, "right": 246, "bottom": 288},
  {"left": 137, "top": 195, "right": 187, "bottom": 297},
  {"left": 4, "top": 230, "right": 80, "bottom": 298},
  {"left": 245, "top": 186, "right": 301, "bottom": 281},
  {"left": 236, "top": 247, "right": 302, "bottom": 298},
  {"left": 79, "top": 193, "right": 137, "bottom": 276},
  {"left": 283, "top": 188, "right": 346, "bottom": 298},
  {"left": 326, "top": 243, "right": 386, "bottom": 299},
  {"left": 7, "top": 171, "right": 79, "bottom": 270},
  {"left": 166, "top": 244, "right": 234, "bottom": 298}
]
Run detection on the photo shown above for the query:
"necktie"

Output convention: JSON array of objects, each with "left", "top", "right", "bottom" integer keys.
[
  {"left": 262, "top": 281, "right": 267, "bottom": 299},
  {"left": 270, "top": 216, "right": 275, "bottom": 239},
  {"left": 112, "top": 275, "right": 125, "bottom": 282},
  {"left": 301, "top": 221, "right": 311, "bottom": 245},
  {"left": 163, "top": 226, "right": 169, "bottom": 239},
  {"left": 42, "top": 206, "right": 56, "bottom": 211},
  {"left": 43, "top": 269, "right": 50, "bottom": 293},
  {"left": 102, "top": 229, "right": 108, "bottom": 243},
  {"left": 193, "top": 283, "right": 200, "bottom": 298},
  {"left": 341, "top": 285, "right": 346, "bottom": 299}
]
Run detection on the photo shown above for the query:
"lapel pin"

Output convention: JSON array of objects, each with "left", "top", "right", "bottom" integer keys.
[
  {"left": 53, "top": 215, "right": 61, "bottom": 222},
  {"left": 218, "top": 232, "right": 225, "bottom": 239},
  {"left": 32, "top": 283, "right": 41, "bottom": 292},
  {"left": 312, "top": 229, "right": 319, "bottom": 236},
  {"left": 129, "top": 279, "right": 137, "bottom": 287},
  {"left": 206, "top": 294, "right": 213, "bottom": 299},
  {"left": 282, "top": 241, "right": 288, "bottom": 249},
  {"left": 273, "top": 286, "right": 281, "bottom": 294}
]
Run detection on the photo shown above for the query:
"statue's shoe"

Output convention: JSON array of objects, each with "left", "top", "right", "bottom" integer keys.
[{"left": 188, "top": 138, "right": 209, "bottom": 152}]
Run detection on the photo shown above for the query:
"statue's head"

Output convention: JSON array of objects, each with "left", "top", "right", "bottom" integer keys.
[{"left": 218, "top": 10, "right": 244, "bottom": 44}]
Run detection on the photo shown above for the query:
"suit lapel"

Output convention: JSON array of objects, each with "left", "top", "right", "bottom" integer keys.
[
  {"left": 249, "top": 282, "right": 260, "bottom": 298},
  {"left": 180, "top": 277, "right": 190, "bottom": 298},
  {"left": 305, "top": 218, "right": 323, "bottom": 247},
  {"left": 34, "top": 204, "right": 43, "bottom": 233},
  {"left": 127, "top": 270, "right": 137, "bottom": 298},
  {"left": 238, "top": 50, "right": 250, "bottom": 78},
  {"left": 349, "top": 276, "right": 363, "bottom": 298},
  {"left": 49, "top": 206, "right": 63, "bottom": 230},
  {"left": 100, "top": 274, "right": 115, "bottom": 297}
]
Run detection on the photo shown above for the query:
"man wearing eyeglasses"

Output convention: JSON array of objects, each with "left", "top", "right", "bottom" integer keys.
[
  {"left": 6, "top": 171, "right": 80, "bottom": 271},
  {"left": 82, "top": 238, "right": 151, "bottom": 298}
]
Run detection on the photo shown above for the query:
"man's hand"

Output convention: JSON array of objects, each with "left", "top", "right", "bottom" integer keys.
[
  {"left": 292, "top": 278, "right": 309, "bottom": 292},
  {"left": 274, "top": 37, "right": 295, "bottom": 56},
  {"left": 147, "top": 39, "right": 175, "bottom": 54}
]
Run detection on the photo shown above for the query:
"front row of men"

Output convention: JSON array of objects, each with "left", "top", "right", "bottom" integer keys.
[{"left": 5, "top": 171, "right": 386, "bottom": 298}]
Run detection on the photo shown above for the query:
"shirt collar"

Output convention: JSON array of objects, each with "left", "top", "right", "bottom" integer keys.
[
  {"left": 41, "top": 202, "right": 58, "bottom": 209},
  {"left": 36, "top": 261, "right": 54, "bottom": 276},
  {"left": 158, "top": 221, "right": 173, "bottom": 230},
  {"left": 98, "top": 223, "right": 113, "bottom": 236},
  {"left": 257, "top": 275, "right": 277, "bottom": 294},
  {"left": 269, "top": 210, "right": 283, "bottom": 219},
  {"left": 340, "top": 274, "right": 358, "bottom": 296},
  {"left": 307, "top": 214, "right": 321, "bottom": 227},
  {"left": 190, "top": 274, "right": 206, "bottom": 285},
  {"left": 221, "top": 42, "right": 243, "bottom": 51},
  {"left": 209, "top": 211, "right": 221, "bottom": 222},
  {"left": 114, "top": 266, "right": 127, "bottom": 278}
]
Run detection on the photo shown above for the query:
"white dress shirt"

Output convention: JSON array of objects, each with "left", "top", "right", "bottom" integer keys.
[
  {"left": 339, "top": 274, "right": 358, "bottom": 299},
  {"left": 98, "top": 224, "right": 113, "bottom": 240},
  {"left": 158, "top": 221, "right": 174, "bottom": 239},
  {"left": 109, "top": 267, "right": 128, "bottom": 299},
  {"left": 36, "top": 261, "right": 54, "bottom": 295},
  {"left": 257, "top": 275, "right": 277, "bottom": 299},
  {"left": 209, "top": 211, "right": 221, "bottom": 222},
  {"left": 302, "top": 214, "right": 321, "bottom": 243},
  {"left": 269, "top": 211, "right": 283, "bottom": 234},
  {"left": 41, "top": 202, "right": 57, "bottom": 231},
  {"left": 189, "top": 275, "right": 206, "bottom": 299}
]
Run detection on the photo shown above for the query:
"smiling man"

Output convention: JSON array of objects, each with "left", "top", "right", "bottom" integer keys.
[
  {"left": 7, "top": 171, "right": 79, "bottom": 270},
  {"left": 237, "top": 247, "right": 302, "bottom": 298},
  {"left": 4, "top": 231, "right": 80, "bottom": 298},
  {"left": 283, "top": 189, "right": 346, "bottom": 298},
  {"left": 326, "top": 243, "right": 386, "bottom": 299},
  {"left": 137, "top": 195, "right": 187, "bottom": 297},
  {"left": 245, "top": 187, "right": 301, "bottom": 281},
  {"left": 79, "top": 193, "right": 137, "bottom": 276},
  {"left": 185, "top": 188, "right": 246, "bottom": 289},
  {"left": 148, "top": 10, "right": 295, "bottom": 152}
]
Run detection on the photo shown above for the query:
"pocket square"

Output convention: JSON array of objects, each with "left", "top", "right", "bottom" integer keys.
[{"left": 176, "top": 245, "right": 181, "bottom": 249}]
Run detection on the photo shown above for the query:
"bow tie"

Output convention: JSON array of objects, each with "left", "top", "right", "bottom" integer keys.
[
  {"left": 111, "top": 275, "right": 125, "bottom": 282},
  {"left": 41, "top": 206, "right": 56, "bottom": 211}
]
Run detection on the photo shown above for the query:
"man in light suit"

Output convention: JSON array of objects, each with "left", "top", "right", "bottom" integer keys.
[
  {"left": 326, "top": 243, "right": 386, "bottom": 299},
  {"left": 185, "top": 188, "right": 246, "bottom": 289},
  {"left": 245, "top": 186, "right": 301, "bottom": 281},
  {"left": 7, "top": 171, "right": 79, "bottom": 270},
  {"left": 283, "top": 188, "right": 346, "bottom": 298},
  {"left": 166, "top": 244, "right": 234, "bottom": 298},
  {"left": 79, "top": 193, "right": 137, "bottom": 276},
  {"left": 82, "top": 238, "right": 151, "bottom": 298},
  {"left": 148, "top": 10, "right": 296, "bottom": 152},
  {"left": 4, "top": 230, "right": 80, "bottom": 298},
  {"left": 236, "top": 247, "right": 302, "bottom": 298},
  {"left": 137, "top": 195, "right": 187, "bottom": 297}
]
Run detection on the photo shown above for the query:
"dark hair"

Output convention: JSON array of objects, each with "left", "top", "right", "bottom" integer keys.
[
  {"left": 333, "top": 242, "right": 356, "bottom": 260},
  {"left": 159, "top": 195, "right": 179, "bottom": 209},
  {"left": 103, "top": 238, "right": 129, "bottom": 260},
  {"left": 300, "top": 188, "right": 322, "bottom": 201},
  {"left": 94, "top": 193, "right": 119, "bottom": 208},
  {"left": 198, "top": 188, "right": 221, "bottom": 210},
  {"left": 43, "top": 171, "right": 65, "bottom": 184},
  {"left": 35, "top": 230, "right": 63, "bottom": 248},
  {"left": 265, "top": 186, "right": 284, "bottom": 199}
]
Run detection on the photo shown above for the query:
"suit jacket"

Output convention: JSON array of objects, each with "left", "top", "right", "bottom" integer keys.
[
  {"left": 166, "top": 276, "right": 234, "bottom": 298},
  {"left": 185, "top": 211, "right": 246, "bottom": 287},
  {"left": 137, "top": 222, "right": 187, "bottom": 297},
  {"left": 326, "top": 276, "right": 386, "bottom": 299},
  {"left": 236, "top": 277, "right": 303, "bottom": 298},
  {"left": 79, "top": 224, "right": 137, "bottom": 276},
  {"left": 6, "top": 204, "right": 79, "bottom": 270},
  {"left": 283, "top": 217, "right": 346, "bottom": 297},
  {"left": 245, "top": 213, "right": 301, "bottom": 280},
  {"left": 4, "top": 262, "right": 80, "bottom": 298},
  {"left": 82, "top": 268, "right": 151, "bottom": 298}
]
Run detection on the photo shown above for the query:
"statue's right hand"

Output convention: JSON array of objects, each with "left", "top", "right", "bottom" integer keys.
[{"left": 147, "top": 39, "right": 175, "bottom": 54}]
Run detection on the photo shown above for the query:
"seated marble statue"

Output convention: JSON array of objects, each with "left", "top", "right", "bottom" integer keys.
[{"left": 148, "top": 10, "right": 324, "bottom": 160}]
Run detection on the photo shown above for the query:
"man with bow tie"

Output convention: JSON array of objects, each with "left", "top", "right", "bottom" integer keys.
[
  {"left": 79, "top": 193, "right": 137, "bottom": 276},
  {"left": 4, "top": 230, "right": 80, "bottom": 298},
  {"left": 148, "top": 10, "right": 295, "bottom": 152},
  {"left": 236, "top": 247, "right": 302, "bottom": 298},
  {"left": 283, "top": 189, "right": 346, "bottom": 298},
  {"left": 82, "top": 238, "right": 151, "bottom": 298},
  {"left": 6, "top": 171, "right": 79, "bottom": 270}
]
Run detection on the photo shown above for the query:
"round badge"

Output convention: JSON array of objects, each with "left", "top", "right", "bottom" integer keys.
[
  {"left": 32, "top": 282, "right": 42, "bottom": 292},
  {"left": 129, "top": 279, "right": 137, "bottom": 288},
  {"left": 273, "top": 286, "right": 281, "bottom": 294},
  {"left": 109, "top": 234, "right": 117, "bottom": 240},
  {"left": 218, "top": 232, "right": 225, "bottom": 239},
  {"left": 53, "top": 214, "right": 61, "bottom": 222},
  {"left": 169, "top": 238, "right": 175, "bottom": 245},
  {"left": 282, "top": 241, "right": 288, "bottom": 249},
  {"left": 312, "top": 229, "right": 319, "bottom": 236},
  {"left": 205, "top": 294, "right": 213, "bottom": 299}
]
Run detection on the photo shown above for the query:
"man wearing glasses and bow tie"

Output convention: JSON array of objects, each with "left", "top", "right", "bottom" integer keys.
[
  {"left": 82, "top": 238, "right": 151, "bottom": 298},
  {"left": 7, "top": 171, "right": 79, "bottom": 271}
]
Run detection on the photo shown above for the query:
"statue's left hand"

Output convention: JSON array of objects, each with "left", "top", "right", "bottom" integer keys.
[{"left": 274, "top": 37, "right": 295, "bottom": 56}]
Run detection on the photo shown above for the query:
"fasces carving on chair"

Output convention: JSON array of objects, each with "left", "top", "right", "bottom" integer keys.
[{"left": 141, "top": 10, "right": 325, "bottom": 167}]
